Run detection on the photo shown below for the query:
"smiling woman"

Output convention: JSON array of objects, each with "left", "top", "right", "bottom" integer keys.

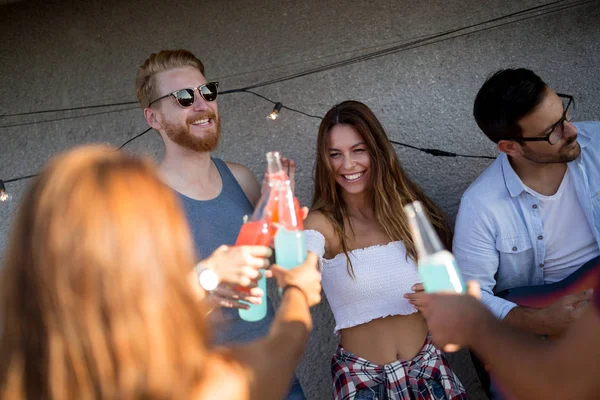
[{"left": 304, "top": 100, "right": 466, "bottom": 399}]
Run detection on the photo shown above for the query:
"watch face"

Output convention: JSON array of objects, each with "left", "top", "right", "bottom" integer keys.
[{"left": 199, "top": 269, "right": 219, "bottom": 291}]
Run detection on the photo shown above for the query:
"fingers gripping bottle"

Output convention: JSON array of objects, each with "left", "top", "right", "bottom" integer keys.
[
  {"left": 236, "top": 152, "right": 282, "bottom": 322},
  {"left": 403, "top": 201, "right": 465, "bottom": 293},
  {"left": 269, "top": 153, "right": 307, "bottom": 272}
]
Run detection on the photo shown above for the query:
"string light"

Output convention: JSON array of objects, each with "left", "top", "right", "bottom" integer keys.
[
  {"left": 0, "top": 180, "right": 11, "bottom": 203},
  {"left": 267, "top": 102, "right": 283, "bottom": 120}
]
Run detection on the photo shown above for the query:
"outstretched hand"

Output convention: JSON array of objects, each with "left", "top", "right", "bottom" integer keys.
[
  {"left": 201, "top": 244, "right": 272, "bottom": 287},
  {"left": 418, "top": 280, "right": 487, "bottom": 352},
  {"left": 270, "top": 252, "right": 322, "bottom": 307},
  {"left": 205, "top": 283, "right": 266, "bottom": 310}
]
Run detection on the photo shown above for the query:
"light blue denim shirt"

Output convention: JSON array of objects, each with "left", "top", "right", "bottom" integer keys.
[{"left": 453, "top": 122, "right": 600, "bottom": 319}]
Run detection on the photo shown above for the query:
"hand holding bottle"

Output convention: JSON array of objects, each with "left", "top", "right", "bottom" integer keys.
[
  {"left": 200, "top": 244, "right": 272, "bottom": 287},
  {"left": 404, "top": 201, "right": 465, "bottom": 294},
  {"left": 271, "top": 252, "right": 322, "bottom": 307},
  {"left": 205, "top": 284, "right": 266, "bottom": 310}
]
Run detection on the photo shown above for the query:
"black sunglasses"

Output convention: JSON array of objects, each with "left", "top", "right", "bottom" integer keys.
[
  {"left": 148, "top": 82, "right": 219, "bottom": 108},
  {"left": 517, "top": 93, "right": 575, "bottom": 145}
]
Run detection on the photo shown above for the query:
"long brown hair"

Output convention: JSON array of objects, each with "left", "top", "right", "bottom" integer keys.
[
  {"left": 0, "top": 146, "right": 208, "bottom": 399},
  {"left": 312, "top": 100, "right": 452, "bottom": 277}
]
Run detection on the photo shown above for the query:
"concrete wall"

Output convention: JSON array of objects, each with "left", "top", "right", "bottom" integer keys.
[{"left": 1, "top": 1, "right": 599, "bottom": 398}]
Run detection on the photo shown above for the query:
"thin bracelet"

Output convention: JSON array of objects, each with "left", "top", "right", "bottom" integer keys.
[{"left": 282, "top": 284, "right": 309, "bottom": 305}]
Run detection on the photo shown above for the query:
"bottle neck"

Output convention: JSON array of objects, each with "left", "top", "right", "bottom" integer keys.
[{"left": 266, "top": 151, "right": 285, "bottom": 178}]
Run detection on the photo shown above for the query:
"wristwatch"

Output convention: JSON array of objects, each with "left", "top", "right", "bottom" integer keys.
[{"left": 195, "top": 263, "right": 220, "bottom": 292}]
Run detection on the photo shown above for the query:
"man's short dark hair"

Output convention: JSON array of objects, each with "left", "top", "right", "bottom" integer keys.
[{"left": 473, "top": 68, "right": 548, "bottom": 143}]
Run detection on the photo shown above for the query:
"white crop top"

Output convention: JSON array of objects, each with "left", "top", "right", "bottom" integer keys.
[{"left": 305, "top": 229, "right": 421, "bottom": 334}]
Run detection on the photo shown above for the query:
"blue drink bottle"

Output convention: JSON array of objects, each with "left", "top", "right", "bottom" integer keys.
[
  {"left": 273, "top": 176, "right": 307, "bottom": 271},
  {"left": 404, "top": 201, "right": 465, "bottom": 293}
]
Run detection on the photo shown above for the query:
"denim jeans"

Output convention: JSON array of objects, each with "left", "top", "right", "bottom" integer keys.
[
  {"left": 354, "top": 383, "right": 387, "bottom": 400},
  {"left": 285, "top": 376, "right": 305, "bottom": 400},
  {"left": 354, "top": 380, "right": 447, "bottom": 400}
]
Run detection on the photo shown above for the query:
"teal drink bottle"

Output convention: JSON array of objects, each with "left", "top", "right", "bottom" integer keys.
[
  {"left": 274, "top": 179, "right": 307, "bottom": 271},
  {"left": 404, "top": 201, "right": 465, "bottom": 293}
]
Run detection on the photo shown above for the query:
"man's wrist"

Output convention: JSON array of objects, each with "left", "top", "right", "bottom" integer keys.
[
  {"left": 282, "top": 284, "right": 308, "bottom": 305},
  {"left": 195, "top": 262, "right": 220, "bottom": 291},
  {"left": 469, "top": 308, "right": 500, "bottom": 349}
]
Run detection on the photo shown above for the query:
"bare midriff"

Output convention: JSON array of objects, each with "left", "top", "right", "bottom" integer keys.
[{"left": 339, "top": 313, "right": 428, "bottom": 365}]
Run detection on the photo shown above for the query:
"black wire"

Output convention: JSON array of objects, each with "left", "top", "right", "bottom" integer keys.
[
  {"left": 237, "top": 0, "right": 595, "bottom": 91},
  {"left": 210, "top": 0, "right": 580, "bottom": 82},
  {"left": 2, "top": 0, "right": 592, "bottom": 121},
  {"left": 237, "top": 89, "right": 495, "bottom": 158},
  {"left": 1, "top": 101, "right": 138, "bottom": 118},
  {"left": 116, "top": 127, "right": 152, "bottom": 150},
  {"left": 0, "top": 107, "right": 139, "bottom": 129},
  {"left": 4, "top": 174, "right": 38, "bottom": 183},
  {"left": 1, "top": 0, "right": 589, "bottom": 184},
  {"left": 1, "top": 128, "right": 154, "bottom": 186},
  {"left": 238, "top": 89, "right": 325, "bottom": 120}
]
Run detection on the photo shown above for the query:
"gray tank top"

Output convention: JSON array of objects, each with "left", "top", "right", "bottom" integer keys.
[{"left": 177, "top": 158, "right": 275, "bottom": 345}]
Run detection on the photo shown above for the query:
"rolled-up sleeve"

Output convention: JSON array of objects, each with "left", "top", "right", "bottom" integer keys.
[{"left": 453, "top": 197, "right": 517, "bottom": 319}]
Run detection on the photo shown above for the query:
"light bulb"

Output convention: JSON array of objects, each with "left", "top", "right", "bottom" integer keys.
[
  {"left": 267, "top": 102, "right": 283, "bottom": 121},
  {"left": 0, "top": 180, "right": 10, "bottom": 203}
]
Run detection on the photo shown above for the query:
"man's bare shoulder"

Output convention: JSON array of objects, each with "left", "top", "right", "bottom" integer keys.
[
  {"left": 225, "top": 161, "right": 260, "bottom": 206},
  {"left": 225, "top": 161, "right": 254, "bottom": 180}
]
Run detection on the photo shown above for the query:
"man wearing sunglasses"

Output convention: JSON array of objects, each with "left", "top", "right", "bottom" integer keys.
[
  {"left": 405, "top": 68, "right": 600, "bottom": 351},
  {"left": 135, "top": 49, "right": 306, "bottom": 399}
]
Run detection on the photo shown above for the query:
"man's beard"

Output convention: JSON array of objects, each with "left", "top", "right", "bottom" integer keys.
[
  {"left": 521, "top": 135, "right": 580, "bottom": 164},
  {"left": 163, "top": 113, "right": 220, "bottom": 152}
]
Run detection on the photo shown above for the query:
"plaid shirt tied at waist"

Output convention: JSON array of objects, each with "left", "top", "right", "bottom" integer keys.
[{"left": 332, "top": 336, "right": 467, "bottom": 400}]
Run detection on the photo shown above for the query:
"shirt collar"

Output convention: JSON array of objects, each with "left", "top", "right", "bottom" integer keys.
[
  {"left": 501, "top": 153, "right": 527, "bottom": 198},
  {"left": 575, "top": 123, "right": 591, "bottom": 149}
]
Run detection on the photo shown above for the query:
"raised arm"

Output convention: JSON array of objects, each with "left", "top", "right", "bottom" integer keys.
[
  {"left": 421, "top": 282, "right": 600, "bottom": 400},
  {"left": 209, "top": 252, "right": 322, "bottom": 400}
]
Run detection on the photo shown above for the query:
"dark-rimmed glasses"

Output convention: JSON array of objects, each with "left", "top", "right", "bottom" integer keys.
[
  {"left": 517, "top": 93, "right": 575, "bottom": 145},
  {"left": 148, "top": 82, "right": 219, "bottom": 108}
]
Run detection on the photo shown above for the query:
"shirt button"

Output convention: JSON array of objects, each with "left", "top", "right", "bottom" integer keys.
[
  {"left": 539, "top": 263, "right": 545, "bottom": 268},
  {"left": 532, "top": 204, "right": 538, "bottom": 209},
  {"left": 512, "top": 246, "right": 518, "bottom": 251},
  {"left": 538, "top": 235, "right": 543, "bottom": 240}
]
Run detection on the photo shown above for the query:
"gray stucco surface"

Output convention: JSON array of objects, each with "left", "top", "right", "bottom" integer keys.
[{"left": 1, "top": 1, "right": 599, "bottom": 398}]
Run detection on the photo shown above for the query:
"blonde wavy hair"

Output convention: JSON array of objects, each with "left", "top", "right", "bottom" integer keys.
[
  {"left": 135, "top": 49, "right": 205, "bottom": 108},
  {"left": 0, "top": 146, "right": 209, "bottom": 399}
]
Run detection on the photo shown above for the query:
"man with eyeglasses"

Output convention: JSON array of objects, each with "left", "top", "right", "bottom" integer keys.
[
  {"left": 404, "top": 68, "right": 600, "bottom": 357},
  {"left": 441, "top": 68, "right": 600, "bottom": 338},
  {"left": 428, "top": 68, "right": 600, "bottom": 398},
  {"left": 135, "top": 49, "right": 306, "bottom": 399}
]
